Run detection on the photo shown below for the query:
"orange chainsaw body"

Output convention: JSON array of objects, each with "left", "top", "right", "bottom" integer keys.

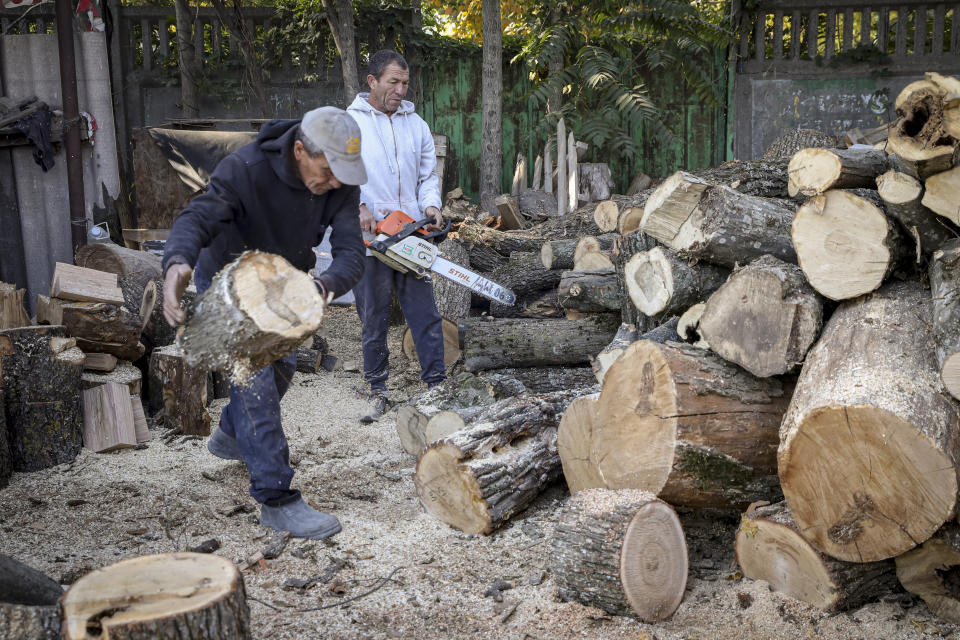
[{"left": 376, "top": 210, "right": 430, "bottom": 237}]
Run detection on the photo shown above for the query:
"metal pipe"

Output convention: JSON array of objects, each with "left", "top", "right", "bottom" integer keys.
[{"left": 55, "top": 0, "right": 87, "bottom": 252}]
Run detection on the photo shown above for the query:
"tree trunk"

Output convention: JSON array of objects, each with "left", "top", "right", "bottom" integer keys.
[
  {"left": 414, "top": 390, "right": 581, "bottom": 534},
  {"left": 896, "top": 522, "right": 960, "bottom": 624},
  {"left": 61, "top": 553, "right": 251, "bottom": 639},
  {"left": 877, "top": 169, "right": 956, "bottom": 258},
  {"left": 149, "top": 345, "right": 211, "bottom": 436},
  {"left": 787, "top": 147, "right": 888, "bottom": 196},
  {"left": 568, "top": 340, "right": 789, "bottom": 508},
  {"left": 321, "top": 0, "right": 359, "bottom": 105},
  {"left": 552, "top": 489, "right": 687, "bottom": 621},
  {"left": 931, "top": 240, "right": 960, "bottom": 401},
  {"left": 479, "top": 0, "right": 502, "bottom": 213},
  {"left": 209, "top": 0, "right": 270, "bottom": 116},
  {"left": 623, "top": 246, "right": 728, "bottom": 319},
  {"left": 615, "top": 231, "right": 658, "bottom": 332},
  {"left": 922, "top": 165, "right": 960, "bottom": 225},
  {"left": 779, "top": 281, "right": 960, "bottom": 562},
  {"left": 432, "top": 238, "right": 471, "bottom": 320},
  {"left": 737, "top": 502, "right": 898, "bottom": 611},
  {"left": 700, "top": 255, "right": 823, "bottom": 378},
  {"left": 0, "top": 326, "right": 84, "bottom": 471},
  {"left": 557, "top": 269, "right": 619, "bottom": 312},
  {"left": 792, "top": 189, "right": 907, "bottom": 301},
  {"left": 75, "top": 243, "right": 162, "bottom": 279},
  {"left": 459, "top": 315, "right": 619, "bottom": 371},
  {"left": 174, "top": 0, "right": 200, "bottom": 118}
]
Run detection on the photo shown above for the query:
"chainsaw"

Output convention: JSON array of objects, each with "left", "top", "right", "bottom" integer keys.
[{"left": 364, "top": 210, "right": 516, "bottom": 306}]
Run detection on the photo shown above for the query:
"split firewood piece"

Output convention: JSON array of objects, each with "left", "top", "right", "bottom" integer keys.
[
  {"left": 699, "top": 255, "right": 823, "bottom": 378},
  {"left": 615, "top": 231, "right": 659, "bottom": 332},
  {"left": 83, "top": 352, "right": 118, "bottom": 372},
  {"left": 736, "top": 502, "right": 898, "bottom": 612},
  {"left": 75, "top": 242, "right": 162, "bottom": 278},
  {"left": 0, "top": 325, "right": 84, "bottom": 471},
  {"left": 779, "top": 281, "right": 960, "bottom": 562},
  {"left": 557, "top": 269, "right": 620, "bottom": 313},
  {"left": 576, "top": 340, "right": 789, "bottom": 508},
  {"left": 640, "top": 171, "right": 711, "bottom": 243},
  {"left": 0, "top": 282, "right": 30, "bottom": 329},
  {"left": 61, "top": 552, "right": 251, "bottom": 639},
  {"left": 149, "top": 345, "right": 211, "bottom": 436},
  {"left": 82, "top": 361, "right": 142, "bottom": 396},
  {"left": 930, "top": 240, "right": 960, "bottom": 400},
  {"left": 178, "top": 251, "right": 324, "bottom": 380},
  {"left": 401, "top": 317, "right": 461, "bottom": 367},
  {"left": 876, "top": 169, "right": 956, "bottom": 258},
  {"left": 130, "top": 394, "right": 150, "bottom": 443},
  {"left": 787, "top": 147, "right": 888, "bottom": 197},
  {"left": 82, "top": 382, "right": 137, "bottom": 452},
  {"left": 414, "top": 390, "right": 582, "bottom": 534},
  {"left": 593, "top": 200, "right": 620, "bottom": 232},
  {"left": 792, "top": 189, "right": 907, "bottom": 300},
  {"left": 567, "top": 132, "right": 578, "bottom": 214},
  {"left": 676, "top": 303, "right": 708, "bottom": 348},
  {"left": 556, "top": 118, "right": 567, "bottom": 217},
  {"left": 460, "top": 315, "right": 619, "bottom": 372},
  {"left": 553, "top": 489, "right": 687, "bottom": 621},
  {"left": 617, "top": 205, "right": 645, "bottom": 235},
  {"left": 557, "top": 394, "right": 603, "bottom": 492},
  {"left": 540, "top": 238, "right": 579, "bottom": 270},
  {"left": 623, "top": 246, "right": 728, "bottom": 319},
  {"left": 488, "top": 251, "right": 563, "bottom": 299},
  {"left": 922, "top": 166, "right": 960, "bottom": 225},
  {"left": 896, "top": 522, "right": 960, "bottom": 624},
  {"left": 36, "top": 295, "right": 144, "bottom": 361},
  {"left": 495, "top": 194, "right": 527, "bottom": 231},
  {"left": 295, "top": 345, "right": 327, "bottom": 374},
  {"left": 49, "top": 262, "right": 125, "bottom": 305}
]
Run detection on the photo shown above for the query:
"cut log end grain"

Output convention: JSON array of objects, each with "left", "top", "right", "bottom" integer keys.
[
  {"left": 593, "top": 200, "right": 620, "bottom": 232},
  {"left": 640, "top": 171, "right": 710, "bottom": 243},
  {"left": 415, "top": 442, "right": 489, "bottom": 533},
  {"left": 61, "top": 552, "right": 250, "bottom": 640},
  {"left": 942, "top": 352, "right": 960, "bottom": 399},
  {"left": 557, "top": 394, "right": 602, "bottom": 493},
  {"left": 876, "top": 169, "right": 922, "bottom": 204},
  {"left": 617, "top": 206, "right": 645, "bottom": 235},
  {"left": 787, "top": 148, "right": 886, "bottom": 197},
  {"left": 401, "top": 318, "right": 461, "bottom": 367},
  {"left": 922, "top": 166, "right": 960, "bottom": 225},
  {"left": 623, "top": 247, "right": 728, "bottom": 319}
]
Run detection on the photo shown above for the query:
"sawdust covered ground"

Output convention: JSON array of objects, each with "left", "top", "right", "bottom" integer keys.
[{"left": 0, "top": 306, "right": 955, "bottom": 639}]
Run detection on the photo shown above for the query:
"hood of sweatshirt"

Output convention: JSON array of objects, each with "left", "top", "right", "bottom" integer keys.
[
  {"left": 348, "top": 93, "right": 415, "bottom": 116},
  {"left": 256, "top": 119, "right": 306, "bottom": 190}
]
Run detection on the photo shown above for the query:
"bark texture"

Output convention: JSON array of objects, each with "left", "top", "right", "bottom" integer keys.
[
  {"left": 931, "top": 239, "right": 960, "bottom": 400},
  {"left": 557, "top": 269, "right": 620, "bottom": 312},
  {"left": 478, "top": 0, "right": 502, "bottom": 213},
  {"left": 149, "top": 345, "right": 211, "bottom": 436}
]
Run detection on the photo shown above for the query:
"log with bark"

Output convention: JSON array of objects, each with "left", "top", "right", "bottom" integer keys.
[
  {"left": 459, "top": 315, "right": 620, "bottom": 371},
  {"left": 0, "top": 554, "right": 63, "bottom": 640},
  {"left": 432, "top": 238, "right": 472, "bottom": 320},
  {"left": 517, "top": 189, "right": 558, "bottom": 220},
  {"left": 787, "top": 147, "right": 888, "bottom": 196},
  {"left": 736, "top": 502, "right": 898, "bottom": 611},
  {"left": 413, "top": 389, "right": 583, "bottom": 534},
  {"left": 0, "top": 282, "right": 30, "bottom": 329},
  {"left": 557, "top": 269, "right": 620, "bottom": 313},
  {"left": 540, "top": 238, "right": 579, "bottom": 270},
  {"left": 552, "top": 488, "right": 688, "bottom": 621},
  {"left": 691, "top": 159, "right": 791, "bottom": 198},
  {"left": 779, "top": 281, "right": 960, "bottom": 562},
  {"left": 487, "top": 252, "right": 563, "bottom": 299},
  {"left": 75, "top": 242, "right": 163, "bottom": 279},
  {"left": 615, "top": 230, "right": 658, "bottom": 332},
  {"left": 876, "top": 169, "right": 956, "bottom": 258},
  {"left": 592, "top": 200, "right": 620, "bottom": 232},
  {"left": 149, "top": 345, "right": 211, "bottom": 436},
  {"left": 930, "top": 239, "right": 960, "bottom": 400},
  {"left": 556, "top": 393, "right": 602, "bottom": 491},
  {"left": 896, "top": 522, "right": 960, "bottom": 624},
  {"left": 400, "top": 317, "right": 461, "bottom": 367},
  {"left": 677, "top": 303, "right": 708, "bottom": 348},
  {"left": 617, "top": 205, "right": 645, "bottom": 235},
  {"left": 792, "top": 189, "right": 908, "bottom": 300},
  {"left": 573, "top": 234, "right": 617, "bottom": 270},
  {"left": 36, "top": 295, "right": 145, "bottom": 361},
  {"left": 178, "top": 251, "right": 325, "bottom": 380},
  {"left": 0, "top": 325, "right": 84, "bottom": 471},
  {"left": 559, "top": 340, "right": 790, "bottom": 508},
  {"left": 489, "top": 290, "right": 562, "bottom": 319},
  {"left": 887, "top": 79, "right": 959, "bottom": 179},
  {"left": 61, "top": 552, "right": 251, "bottom": 639},
  {"left": 922, "top": 165, "right": 960, "bottom": 225},
  {"left": 623, "top": 246, "right": 728, "bottom": 319},
  {"left": 763, "top": 129, "right": 839, "bottom": 161},
  {"left": 699, "top": 255, "right": 823, "bottom": 378},
  {"left": 593, "top": 322, "right": 640, "bottom": 384},
  {"left": 118, "top": 272, "right": 180, "bottom": 349}
]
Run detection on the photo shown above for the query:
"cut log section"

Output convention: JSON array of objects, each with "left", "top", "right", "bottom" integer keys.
[
  {"left": 552, "top": 489, "right": 687, "bottom": 621},
  {"left": 557, "top": 269, "right": 620, "bottom": 313},
  {"left": 75, "top": 242, "right": 163, "bottom": 278},
  {"left": 623, "top": 246, "right": 728, "bottom": 318},
  {"left": 413, "top": 390, "right": 581, "bottom": 534},
  {"left": 149, "top": 345, "right": 211, "bottom": 436},
  {"left": 557, "top": 394, "right": 603, "bottom": 492},
  {"left": 61, "top": 552, "right": 251, "bottom": 639},
  {"left": 876, "top": 169, "right": 955, "bottom": 258},
  {"left": 593, "top": 322, "right": 639, "bottom": 384},
  {"left": 792, "top": 189, "right": 907, "bottom": 300},
  {"left": 593, "top": 200, "right": 620, "bottom": 232},
  {"left": 640, "top": 171, "right": 711, "bottom": 244},
  {"left": 566, "top": 340, "right": 789, "bottom": 508},
  {"left": 763, "top": 129, "right": 840, "bottom": 161},
  {"left": 930, "top": 240, "right": 960, "bottom": 400},
  {"left": 736, "top": 502, "right": 898, "bottom": 611},
  {"left": 922, "top": 165, "right": 960, "bottom": 225},
  {"left": 896, "top": 522, "right": 960, "bottom": 624},
  {"left": 615, "top": 231, "right": 658, "bottom": 332},
  {"left": 49, "top": 262, "right": 125, "bottom": 305},
  {"left": 295, "top": 346, "right": 323, "bottom": 374},
  {"left": 699, "top": 255, "right": 823, "bottom": 378},
  {"left": 36, "top": 296, "right": 144, "bottom": 361},
  {"left": 82, "top": 382, "right": 138, "bottom": 453},
  {"left": 459, "top": 315, "right": 620, "bottom": 371},
  {"left": 0, "top": 282, "right": 30, "bottom": 329},
  {"left": 488, "top": 252, "right": 563, "bottom": 298},
  {"left": 617, "top": 206, "right": 645, "bottom": 236},
  {"left": 787, "top": 147, "right": 888, "bottom": 197},
  {"left": 401, "top": 317, "right": 461, "bottom": 367},
  {"left": 779, "top": 281, "right": 960, "bottom": 562},
  {"left": 887, "top": 79, "right": 959, "bottom": 179},
  {"left": 178, "top": 251, "right": 325, "bottom": 380},
  {"left": 540, "top": 238, "right": 579, "bottom": 270}
]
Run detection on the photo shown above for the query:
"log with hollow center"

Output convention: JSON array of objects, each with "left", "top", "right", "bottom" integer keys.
[{"left": 623, "top": 246, "right": 728, "bottom": 319}]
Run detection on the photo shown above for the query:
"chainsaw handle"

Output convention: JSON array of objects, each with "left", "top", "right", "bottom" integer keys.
[{"left": 422, "top": 218, "right": 451, "bottom": 241}]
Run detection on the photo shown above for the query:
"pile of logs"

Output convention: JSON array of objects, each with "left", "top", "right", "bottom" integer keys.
[{"left": 399, "top": 72, "right": 960, "bottom": 624}]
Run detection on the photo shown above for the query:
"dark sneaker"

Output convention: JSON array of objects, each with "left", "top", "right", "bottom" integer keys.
[
  {"left": 360, "top": 393, "right": 388, "bottom": 424},
  {"left": 207, "top": 427, "right": 242, "bottom": 461},
  {"left": 260, "top": 498, "right": 342, "bottom": 539}
]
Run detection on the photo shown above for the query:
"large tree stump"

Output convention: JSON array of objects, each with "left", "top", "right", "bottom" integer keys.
[
  {"left": 561, "top": 340, "right": 789, "bottom": 508},
  {"left": 149, "top": 345, "right": 211, "bottom": 436},
  {"left": 61, "top": 552, "right": 251, "bottom": 639},
  {"left": 792, "top": 189, "right": 907, "bottom": 300},
  {"left": 876, "top": 169, "right": 956, "bottom": 259},
  {"left": 552, "top": 489, "right": 688, "bottom": 621},
  {"left": 459, "top": 315, "right": 619, "bottom": 371},
  {"left": 931, "top": 240, "right": 960, "bottom": 400},
  {"left": 432, "top": 238, "right": 472, "bottom": 320},
  {"left": 736, "top": 502, "right": 898, "bottom": 612},
  {"left": 699, "top": 255, "right": 823, "bottom": 378},
  {"left": 0, "top": 326, "right": 84, "bottom": 471},
  {"left": 414, "top": 390, "right": 581, "bottom": 534},
  {"left": 178, "top": 251, "right": 324, "bottom": 380},
  {"left": 896, "top": 522, "right": 960, "bottom": 624},
  {"left": 787, "top": 147, "right": 888, "bottom": 196},
  {"left": 623, "top": 246, "right": 728, "bottom": 318},
  {"left": 75, "top": 243, "right": 163, "bottom": 279},
  {"left": 36, "top": 296, "right": 144, "bottom": 361},
  {"left": 557, "top": 269, "right": 620, "bottom": 313},
  {"left": 922, "top": 166, "right": 960, "bottom": 225},
  {"left": 779, "top": 281, "right": 960, "bottom": 562}
]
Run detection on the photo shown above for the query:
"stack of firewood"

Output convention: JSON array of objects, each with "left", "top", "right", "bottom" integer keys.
[{"left": 401, "top": 72, "right": 960, "bottom": 623}]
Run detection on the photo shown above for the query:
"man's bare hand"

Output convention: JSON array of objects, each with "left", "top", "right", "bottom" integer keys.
[
  {"left": 162, "top": 263, "right": 193, "bottom": 327},
  {"left": 425, "top": 206, "right": 443, "bottom": 231},
  {"left": 359, "top": 203, "right": 377, "bottom": 234}
]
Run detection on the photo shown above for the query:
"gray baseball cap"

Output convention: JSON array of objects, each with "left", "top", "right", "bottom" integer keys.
[{"left": 299, "top": 106, "right": 367, "bottom": 185}]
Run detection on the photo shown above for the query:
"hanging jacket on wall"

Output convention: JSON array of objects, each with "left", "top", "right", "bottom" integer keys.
[{"left": 13, "top": 106, "right": 55, "bottom": 172}]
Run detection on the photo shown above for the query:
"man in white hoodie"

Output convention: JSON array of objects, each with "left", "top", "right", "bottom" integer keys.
[{"left": 348, "top": 50, "right": 445, "bottom": 416}]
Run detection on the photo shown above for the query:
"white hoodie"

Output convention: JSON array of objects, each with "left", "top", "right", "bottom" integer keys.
[{"left": 347, "top": 93, "right": 442, "bottom": 223}]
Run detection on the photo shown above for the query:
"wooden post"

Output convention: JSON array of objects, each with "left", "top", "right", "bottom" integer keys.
[
  {"left": 567, "top": 131, "right": 578, "bottom": 214},
  {"left": 556, "top": 119, "right": 567, "bottom": 216},
  {"left": 543, "top": 144, "right": 553, "bottom": 194}
]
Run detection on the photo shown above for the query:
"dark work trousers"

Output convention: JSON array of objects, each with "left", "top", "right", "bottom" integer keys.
[
  {"left": 353, "top": 255, "right": 446, "bottom": 393},
  {"left": 195, "top": 270, "right": 300, "bottom": 507}
]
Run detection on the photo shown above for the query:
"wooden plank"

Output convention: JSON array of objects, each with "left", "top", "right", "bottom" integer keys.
[
  {"left": 843, "top": 8, "right": 854, "bottom": 50},
  {"left": 878, "top": 7, "right": 890, "bottom": 52},
  {"left": 82, "top": 382, "right": 137, "bottom": 453},
  {"left": 158, "top": 18, "right": 169, "bottom": 60},
  {"left": 861, "top": 8, "right": 872, "bottom": 45},
  {"left": 544, "top": 144, "right": 553, "bottom": 194},
  {"left": 131, "top": 395, "right": 150, "bottom": 443},
  {"left": 740, "top": 12, "right": 752, "bottom": 59},
  {"left": 791, "top": 11, "right": 802, "bottom": 59},
  {"left": 895, "top": 6, "right": 908, "bottom": 55},
  {"left": 532, "top": 155, "right": 543, "bottom": 191},
  {"left": 567, "top": 132, "right": 578, "bottom": 215},
  {"left": 49, "top": 263, "right": 125, "bottom": 305},
  {"left": 140, "top": 18, "right": 152, "bottom": 70},
  {"left": 511, "top": 153, "right": 527, "bottom": 196},
  {"left": 953, "top": 4, "right": 960, "bottom": 54},
  {"left": 809, "top": 10, "right": 820, "bottom": 58},
  {"left": 83, "top": 352, "right": 118, "bottom": 372},
  {"left": 755, "top": 11, "right": 766, "bottom": 60},
  {"left": 825, "top": 9, "right": 836, "bottom": 59},
  {"left": 556, "top": 119, "right": 567, "bottom": 217}
]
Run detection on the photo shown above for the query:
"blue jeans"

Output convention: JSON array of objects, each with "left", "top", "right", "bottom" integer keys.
[
  {"left": 353, "top": 255, "right": 446, "bottom": 392},
  {"left": 195, "top": 270, "right": 300, "bottom": 506}
]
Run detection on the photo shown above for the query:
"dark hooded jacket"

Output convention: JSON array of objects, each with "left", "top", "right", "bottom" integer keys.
[{"left": 162, "top": 119, "right": 365, "bottom": 298}]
